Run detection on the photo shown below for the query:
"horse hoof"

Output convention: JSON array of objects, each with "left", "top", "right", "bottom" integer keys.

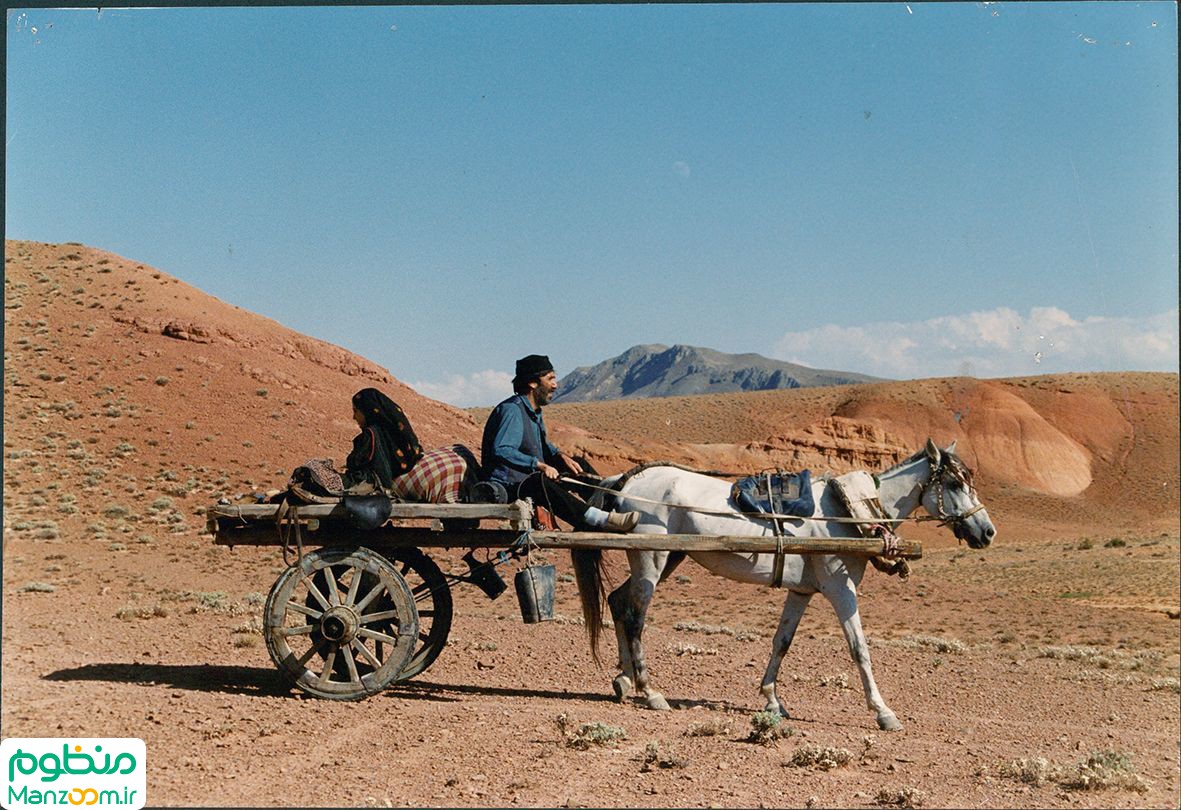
[
  {"left": 764, "top": 703, "right": 790, "bottom": 719},
  {"left": 612, "top": 676, "right": 632, "bottom": 703},
  {"left": 877, "top": 713, "right": 903, "bottom": 732},
  {"left": 645, "top": 694, "right": 672, "bottom": 711}
]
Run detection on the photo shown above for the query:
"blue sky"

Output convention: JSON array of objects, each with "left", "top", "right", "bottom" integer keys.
[{"left": 6, "top": 3, "right": 1178, "bottom": 405}]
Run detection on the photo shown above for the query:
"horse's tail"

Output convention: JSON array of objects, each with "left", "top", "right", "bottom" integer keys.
[{"left": 571, "top": 548, "right": 606, "bottom": 665}]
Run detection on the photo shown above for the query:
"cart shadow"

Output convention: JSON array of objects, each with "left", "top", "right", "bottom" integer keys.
[{"left": 44, "top": 663, "right": 293, "bottom": 698}]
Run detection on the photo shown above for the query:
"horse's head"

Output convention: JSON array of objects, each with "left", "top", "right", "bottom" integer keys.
[{"left": 918, "top": 439, "right": 996, "bottom": 549}]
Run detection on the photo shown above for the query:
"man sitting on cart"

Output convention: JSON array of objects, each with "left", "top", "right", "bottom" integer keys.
[{"left": 481, "top": 354, "right": 640, "bottom": 533}]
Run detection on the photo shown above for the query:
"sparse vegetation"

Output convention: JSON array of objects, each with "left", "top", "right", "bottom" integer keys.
[
  {"left": 1000, "top": 756, "right": 1056, "bottom": 785},
  {"left": 685, "top": 719, "right": 732, "bottom": 737},
  {"left": 556, "top": 714, "right": 627, "bottom": 749},
  {"left": 748, "top": 710, "right": 794, "bottom": 745},
  {"left": 786, "top": 743, "right": 854, "bottom": 770},
  {"left": 1148, "top": 677, "right": 1179, "bottom": 694},
  {"left": 115, "top": 604, "right": 169, "bottom": 620},
  {"left": 896, "top": 634, "right": 966, "bottom": 654},
  {"left": 875, "top": 786, "right": 926, "bottom": 808},
  {"left": 1038, "top": 645, "right": 1162, "bottom": 672},
  {"left": 673, "top": 642, "right": 717, "bottom": 656},
  {"left": 639, "top": 740, "right": 687, "bottom": 771},
  {"left": 20, "top": 582, "right": 57, "bottom": 593},
  {"left": 818, "top": 672, "right": 850, "bottom": 689},
  {"left": 1064, "top": 750, "right": 1150, "bottom": 792},
  {"left": 674, "top": 620, "right": 758, "bottom": 641},
  {"left": 1000, "top": 750, "right": 1149, "bottom": 793}
]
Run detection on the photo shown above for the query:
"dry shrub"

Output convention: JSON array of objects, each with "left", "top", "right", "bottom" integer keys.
[
  {"left": 556, "top": 714, "right": 627, "bottom": 750},
  {"left": 897, "top": 634, "right": 966, "bottom": 653},
  {"left": 786, "top": 743, "right": 853, "bottom": 770},
  {"left": 20, "top": 582, "right": 56, "bottom": 593},
  {"left": 1148, "top": 677, "right": 1180, "bottom": 694},
  {"left": 748, "top": 711, "right": 794, "bottom": 745},
  {"left": 639, "top": 741, "right": 688, "bottom": 771},
  {"left": 674, "top": 642, "right": 717, "bottom": 656},
  {"left": 686, "top": 719, "right": 732, "bottom": 738},
  {"left": 875, "top": 786, "right": 926, "bottom": 808},
  {"left": 1039, "top": 645, "right": 1162, "bottom": 672},
  {"left": 115, "top": 604, "right": 169, "bottom": 620},
  {"left": 1000, "top": 750, "right": 1149, "bottom": 794},
  {"left": 1000, "top": 757, "right": 1056, "bottom": 785},
  {"left": 1063, "top": 750, "right": 1150, "bottom": 793},
  {"left": 818, "top": 672, "right": 850, "bottom": 689}
]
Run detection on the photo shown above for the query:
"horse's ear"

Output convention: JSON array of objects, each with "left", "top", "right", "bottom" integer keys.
[
  {"left": 946, "top": 440, "right": 958, "bottom": 455},
  {"left": 925, "top": 438, "right": 941, "bottom": 465}
]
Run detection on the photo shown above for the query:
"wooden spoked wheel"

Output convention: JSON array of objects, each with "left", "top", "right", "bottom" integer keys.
[
  {"left": 264, "top": 547, "right": 418, "bottom": 700},
  {"left": 386, "top": 548, "right": 454, "bottom": 681}
]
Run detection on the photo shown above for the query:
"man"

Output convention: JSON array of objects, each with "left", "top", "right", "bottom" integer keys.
[{"left": 481, "top": 354, "right": 640, "bottom": 533}]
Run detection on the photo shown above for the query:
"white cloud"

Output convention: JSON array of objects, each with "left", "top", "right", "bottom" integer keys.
[
  {"left": 672, "top": 161, "right": 691, "bottom": 178},
  {"left": 410, "top": 370, "right": 512, "bottom": 408},
  {"left": 770, "top": 307, "right": 1179, "bottom": 379}
]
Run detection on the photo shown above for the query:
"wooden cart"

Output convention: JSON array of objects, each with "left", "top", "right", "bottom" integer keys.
[{"left": 207, "top": 499, "right": 920, "bottom": 701}]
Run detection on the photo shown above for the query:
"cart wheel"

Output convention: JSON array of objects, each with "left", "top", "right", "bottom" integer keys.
[
  {"left": 264, "top": 547, "right": 418, "bottom": 700},
  {"left": 387, "top": 548, "right": 453, "bottom": 680}
]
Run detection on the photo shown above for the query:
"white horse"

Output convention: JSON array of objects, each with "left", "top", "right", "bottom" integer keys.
[{"left": 570, "top": 439, "right": 996, "bottom": 731}]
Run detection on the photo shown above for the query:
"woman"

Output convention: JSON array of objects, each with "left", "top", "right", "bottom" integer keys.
[{"left": 343, "top": 388, "right": 424, "bottom": 490}]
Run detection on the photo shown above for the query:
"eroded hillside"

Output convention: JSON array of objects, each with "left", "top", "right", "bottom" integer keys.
[{"left": 3, "top": 240, "right": 482, "bottom": 515}]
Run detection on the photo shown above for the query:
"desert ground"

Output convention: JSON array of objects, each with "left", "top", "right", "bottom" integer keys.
[{"left": 3, "top": 240, "right": 1179, "bottom": 808}]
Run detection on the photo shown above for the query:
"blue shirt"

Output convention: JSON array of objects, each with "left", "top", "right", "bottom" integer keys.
[{"left": 481, "top": 394, "right": 560, "bottom": 485}]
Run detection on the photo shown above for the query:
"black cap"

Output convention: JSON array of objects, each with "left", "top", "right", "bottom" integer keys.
[{"left": 513, "top": 354, "right": 554, "bottom": 385}]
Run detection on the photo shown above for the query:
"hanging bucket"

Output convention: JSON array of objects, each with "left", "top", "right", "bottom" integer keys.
[{"left": 514, "top": 564, "right": 556, "bottom": 624}]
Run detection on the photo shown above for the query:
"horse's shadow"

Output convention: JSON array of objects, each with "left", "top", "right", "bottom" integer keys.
[
  {"left": 391, "top": 680, "right": 616, "bottom": 705},
  {"left": 42, "top": 664, "right": 617, "bottom": 705}
]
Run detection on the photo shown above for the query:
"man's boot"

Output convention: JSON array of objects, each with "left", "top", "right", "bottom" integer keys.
[{"left": 604, "top": 511, "right": 641, "bottom": 533}]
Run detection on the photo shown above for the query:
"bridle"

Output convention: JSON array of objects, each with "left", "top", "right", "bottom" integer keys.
[{"left": 916, "top": 455, "right": 986, "bottom": 534}]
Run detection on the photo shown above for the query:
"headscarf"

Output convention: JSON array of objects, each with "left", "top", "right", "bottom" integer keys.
[
  {"left": 354, "top": 388, "right": 407, "bottom": 430},
  {"left": 352, "top": 388, "right": 423, "bottom": 476}
]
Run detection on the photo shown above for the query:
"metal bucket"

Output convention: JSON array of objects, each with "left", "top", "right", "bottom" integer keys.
[{"left": 514, "top": 564, "right": 556, "bottom": 623}]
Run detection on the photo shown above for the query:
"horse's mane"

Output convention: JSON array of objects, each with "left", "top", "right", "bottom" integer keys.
[{"left": 882, "top": 445, "right": 974, "bottom": 486}]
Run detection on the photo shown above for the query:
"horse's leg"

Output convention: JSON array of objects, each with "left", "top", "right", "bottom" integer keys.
[
  {"left": 616, "top": 550, "right": 672, "bottom": 711},
  {"left": 606, "top": 576, "right": 637, "bottom": 701},
  {"left": 656, "top": 551, "right": 687, "bottom": 583},
  {"left": 822, "top": 578, "right": 902, "bottom": 731},
  {"left": 759, "top": 589, "right": 812, "bottom": 717}
]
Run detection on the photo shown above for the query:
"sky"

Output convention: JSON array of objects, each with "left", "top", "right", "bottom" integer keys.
[{"left": 5, "top": 2, "right": 1178, "bottom": 406}]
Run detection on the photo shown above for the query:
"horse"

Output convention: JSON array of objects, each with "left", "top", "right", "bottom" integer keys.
[{"left": 569, "top": 439, "right": 996, "bottom": 732}]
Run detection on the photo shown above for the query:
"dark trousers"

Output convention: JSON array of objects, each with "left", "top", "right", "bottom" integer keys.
[{"left": 511, "top": 475, "right": 594, "bottom": 531}]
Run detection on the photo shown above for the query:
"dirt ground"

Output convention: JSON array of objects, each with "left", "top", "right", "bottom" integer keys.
[
  {"left": 3, "top": 240, "right": 1179, "bottom": 808},
  {"left": 2, "top": 524, "right": 1179, "bottom": 808}
]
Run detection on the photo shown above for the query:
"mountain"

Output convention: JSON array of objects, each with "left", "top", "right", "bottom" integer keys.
[{"left": 552, "top": 343, "right": 882, "bottom": 403}]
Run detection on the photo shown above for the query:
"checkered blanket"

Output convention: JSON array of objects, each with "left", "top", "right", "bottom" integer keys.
[{"left": 391, "top": 444, "right": 480, "bottom": 504}]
